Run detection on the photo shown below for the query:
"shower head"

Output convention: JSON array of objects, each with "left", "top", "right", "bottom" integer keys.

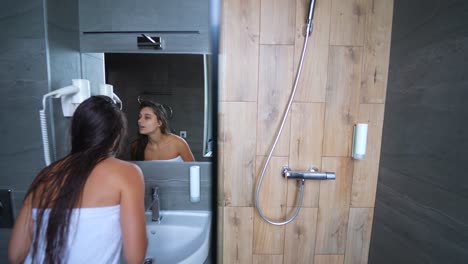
[
  {"left": 307, "top": 0, "right": 317, "bottom": 23},
  {"left": 304, "top": 0, "right": 317, "bottom": 36}
]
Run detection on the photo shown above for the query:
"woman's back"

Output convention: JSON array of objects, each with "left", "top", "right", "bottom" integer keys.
[
  {"left": 24, "top": 205, "right": 122, "bottom": 264},
  {"left": 9, "top": 96, "right": 147, "bottom": 264},
  {"left": 25, "top": 158, "right": 146, "bottom": 264},
  {"left": 31, "top": 157, "right": 129, "bottom": 209}
]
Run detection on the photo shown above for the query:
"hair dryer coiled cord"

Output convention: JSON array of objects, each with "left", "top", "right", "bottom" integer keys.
[{"left": 39, "top": 110, "right": 51, "bottom": 166}]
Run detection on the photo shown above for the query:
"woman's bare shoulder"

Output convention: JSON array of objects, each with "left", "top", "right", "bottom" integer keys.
[
  {"left": 167, "top": 133, "right": 189, "bottom": 146},
  {"left": 98, "top": 158, "right": 143, "bottom": 180},
  {"left": 167, "top": 134, "right": 194, "bottom": 161}
]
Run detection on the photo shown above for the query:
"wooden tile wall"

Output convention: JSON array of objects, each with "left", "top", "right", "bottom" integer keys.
[{"left": 219, "top": 0, "right": 393, "bottom": 263}]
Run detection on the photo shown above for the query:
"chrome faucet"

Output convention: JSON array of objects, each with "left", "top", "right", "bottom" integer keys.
[{"left": 150, "top": 186, "right": 161, "bottom": 223}]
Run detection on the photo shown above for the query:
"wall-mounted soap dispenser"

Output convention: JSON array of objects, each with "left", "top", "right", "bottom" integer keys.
[
  {"left": 352, "top": 123, "right": 369, "bottom": 160},
  {"left": 190, "top": 166, "right": 200, "bottom": 203}
]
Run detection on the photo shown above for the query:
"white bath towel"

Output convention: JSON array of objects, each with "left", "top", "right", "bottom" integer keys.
[
  {"left": 162, "top": 155, "right": 184, "bottom": 162},
  {"left": 24, "top": 205, "right": 122, "bottom": 264}
]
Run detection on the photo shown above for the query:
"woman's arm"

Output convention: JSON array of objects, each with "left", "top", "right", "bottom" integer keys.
[
  {"left": 8, "top": 196, "right": 33, "bottom": 264},
  {"left": 176, "top": 137, "right": 195, "bottom": 161},
  {"left": 119, "top": 163, "right": 148, "bottom": 264}
]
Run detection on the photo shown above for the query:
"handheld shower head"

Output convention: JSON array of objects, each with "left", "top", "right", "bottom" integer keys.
[
  {"left": 305, "top": 0, "right": 317, "bottom": 36},
  {"left": 307, "top": 0, "right": 317, "bottom": 23}
]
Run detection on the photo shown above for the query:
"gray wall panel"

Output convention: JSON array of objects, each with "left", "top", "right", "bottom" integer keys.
[
  {"left": 133, "top": 161, "right": 212, "bottom": 211},
  {"left": 0, "top": 0, "right": 49, "bottom": 260},
  {"left": 0, "top": 2, "right": 48, "bottom": 191},
  {"left": 369, "top": 0, "right": 468, "bottom": 263},
  {"left": 47, "top": 0, "right": 82, "bottom": 159}
]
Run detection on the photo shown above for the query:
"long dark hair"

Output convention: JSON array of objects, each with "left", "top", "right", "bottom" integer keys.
[
  {"left": 131, "top": 100, "right": 170, "bottom": 160},
  {"left": 26, "top": 96, "right": 127, "bottom": 263}
]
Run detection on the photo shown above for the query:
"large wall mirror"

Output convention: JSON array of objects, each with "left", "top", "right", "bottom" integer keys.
[
  {"left": 77, "top": 0, "right": 219, "bottom": 262},
  {"left": 78, "top": 0, "right": 215, "bottom": 162},
  {"left": 104, "top": 53, "right": 213, "bottom": 161}
]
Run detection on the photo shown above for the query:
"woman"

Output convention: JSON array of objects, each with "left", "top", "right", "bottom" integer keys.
[
  {"left": 8, "top": 96, "right": 147, "bottom": 264},
  {"left": 131, "top": 100, "right": 195, "bottom": 161}
]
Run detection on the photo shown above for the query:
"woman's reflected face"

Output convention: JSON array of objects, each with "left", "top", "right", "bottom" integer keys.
[{"left": 138, "top": 107, "right": 161, "bottom": 135}]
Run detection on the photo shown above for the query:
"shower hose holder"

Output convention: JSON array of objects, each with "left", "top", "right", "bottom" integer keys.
[{"left": 282, "top": 167, "right": 336, "bottom": 180}]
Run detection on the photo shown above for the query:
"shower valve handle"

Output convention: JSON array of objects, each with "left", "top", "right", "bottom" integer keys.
[{"left": 282, "top": 167, "right": 336, "bottom": 180}]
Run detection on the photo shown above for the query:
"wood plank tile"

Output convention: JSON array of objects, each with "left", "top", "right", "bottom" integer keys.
[
  {"left": 217, "top": 206, "right": 224, "bottom": 264},
  {"left": 224, "top": 102, "right": 257, "bottom": 207},
  {"left": 218, "top": 102, "right": 225, "bottom": 206},
  {"left": 223, "top": 207, "right": 254, "bottom": 264},
  {"left": 315, "top": 207, "right": 350, "bottom": 254},
  {"left": 315, "top": 157, "right": 353, "bottom": 254},
  {"left": 284, "top": 208, "right": 318, "bottom": 264},
  {"left": 314, "top": 255, "right": 345, "bottom": 264},
  {"left": 260, "top": 0, "right": 296, "bottom": 44},
  {"left": 351, "top": 104, "right": 384, "bottom": 207},
  {"left": 253, "top": 255, "right": 283, "bottom": 264},
  {"left": 323, "top": 46, "right": 362, "bottom": 157},
  {"left": 319, "top": 157, "right": 354, "bottom": 208},
  {"left": 257, "top": 45, "right": 295, "bottom": 157},
  {"left": 294, "top": 0, "right": 331, "bottom": 103},
  {"left": 344, "top": 208, "right": 374, "bottom": 264},
  {"left": 287, "top": 103, "right": 325, "bottom": 208},
  {"left": 330, "top": 0, "right": 368, "bottom": 46},
  {"left": 220, "top": 0, "right": 260, "bottom": 101},
  {"left": 253, "top": 156, "right": 288, "bottom": 254},
  {"left": 360, "top": 0, "right": 394, "bottom": 104}
]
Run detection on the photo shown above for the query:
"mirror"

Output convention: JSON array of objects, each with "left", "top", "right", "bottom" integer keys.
[
  {"left": 74, "top": 4, "right": 218, "bottom": 259},
  {"left": 1, "top": 0, "right": 218, "bottom": 261},
  {"left": 77, "top": 0, "right": 215, "bottom": 162},
  {"left": 102, "top": 53, "right": 213, "bottom": 161}
]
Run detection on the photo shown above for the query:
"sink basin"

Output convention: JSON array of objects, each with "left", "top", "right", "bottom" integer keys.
[{"left": 144, "top": 210, "right": 211, "bottom": 264}]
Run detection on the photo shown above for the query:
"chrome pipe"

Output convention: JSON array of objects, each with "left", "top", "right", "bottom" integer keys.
[
  {"left": 282, "top": 167, "right": 336, "bottom": 180},
  {"left": 307, "top": 0, "right": 317, "bottom": 23},
  {"left": 305, "top": 0, "right": 317, "bottom": 36}
]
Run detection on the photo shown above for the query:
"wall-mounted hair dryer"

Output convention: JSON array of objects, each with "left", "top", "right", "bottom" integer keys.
[
  {"left": 99, "top": 84, "right": 122, "bottom": 109},
  {"left": 39, "top": 80, "right": 123, "bottom": 166},
  {"left": 42, "top": 79, "right": 91, "bottom": 117},
  {"left": 40, "top": 79, "right": 91, "bottom": 166}
]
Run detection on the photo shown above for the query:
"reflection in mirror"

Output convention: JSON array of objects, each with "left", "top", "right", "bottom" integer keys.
[{"left": 103, "top": 53, "right": 213, "bottom": 161}]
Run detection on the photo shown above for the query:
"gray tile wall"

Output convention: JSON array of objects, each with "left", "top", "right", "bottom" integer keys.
[
  {"left": 0, "top": 0, "right": 49, "bottom": 191},
  {"left": 81, "top": 52, "right": 105, "bottom": 96},
  {"left": 368, "top": 0, "right": 468, "bottom": 263},
  {"left": 47, "top": 0, "right": 81, "bottom": 159},
  {"left": 0, "top": 0, "right": 50, "bottom": 260},
  {"left": 133, "top": 161, "right": 212, "bottom": 211},
  {"left": 0, "top": 0, "right": 83, "bottom": 260}
]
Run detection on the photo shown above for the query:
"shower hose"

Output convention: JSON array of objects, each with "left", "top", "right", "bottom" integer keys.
[{"left": 254, "top": 21, "right": 314, "bottom": 226}]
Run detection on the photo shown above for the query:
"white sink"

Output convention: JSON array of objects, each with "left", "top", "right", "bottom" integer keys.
[{"left": 144, "top": 210, "right": 211, "bottom": 264}]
